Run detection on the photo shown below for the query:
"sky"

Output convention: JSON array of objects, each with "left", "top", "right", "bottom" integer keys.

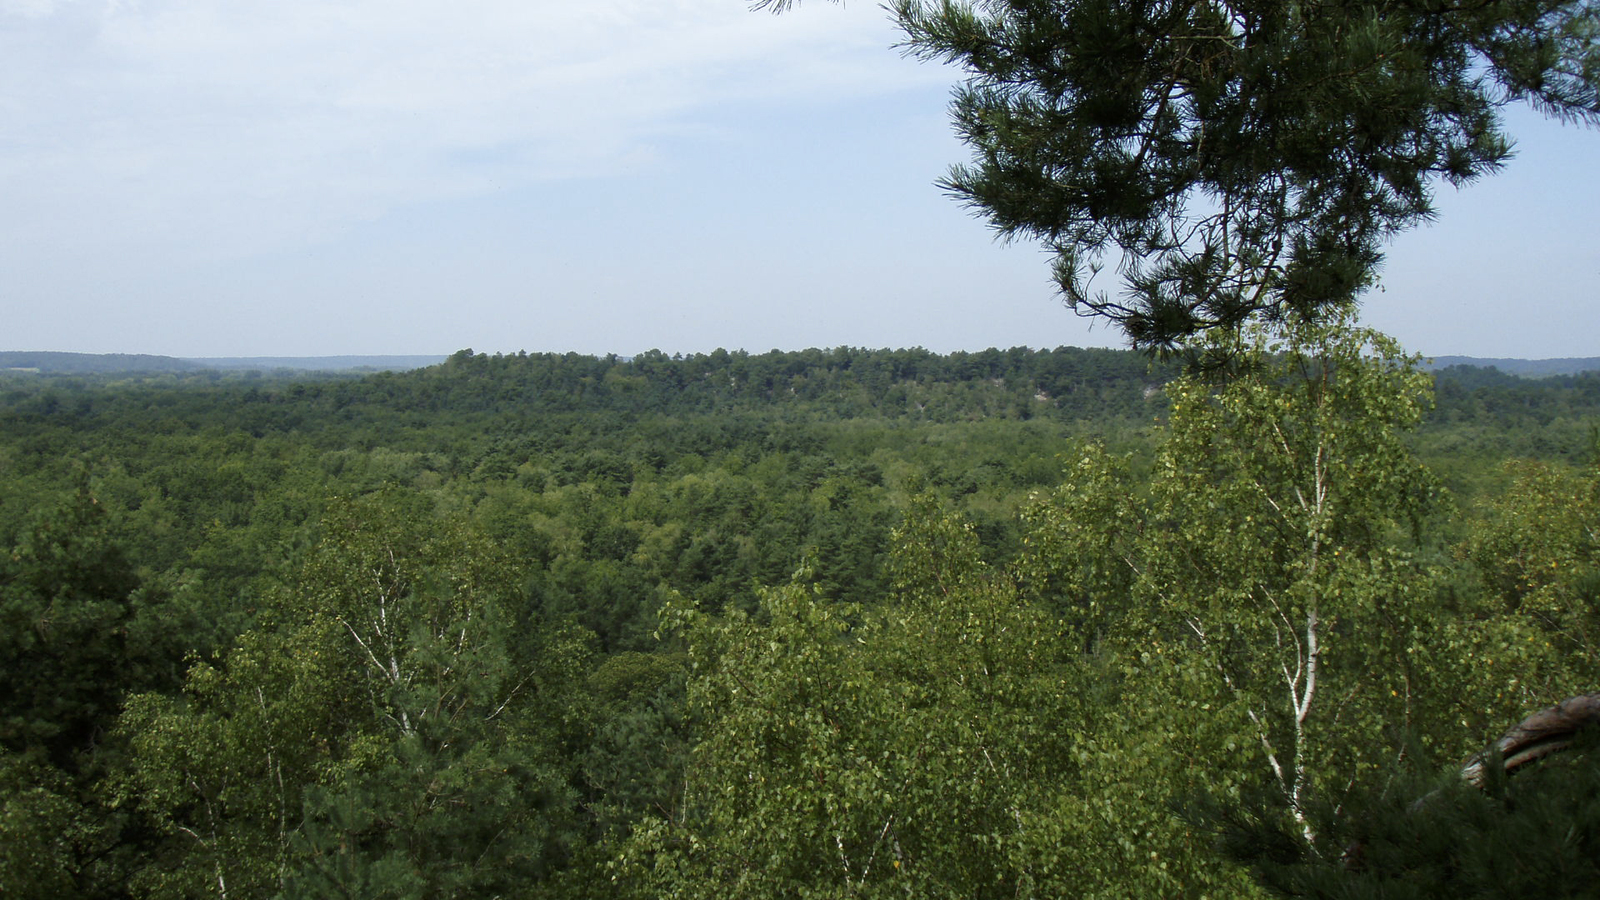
[{"left": 2, "top": 0, "right": 1597, "bottom": 360}]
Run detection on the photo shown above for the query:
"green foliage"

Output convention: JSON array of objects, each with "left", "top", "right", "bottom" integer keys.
[
  {"left": 619, "top": 498, "right": 1084, "bottom": 898},
  {"left": 581, "top": 651, "right": 690, "bottom": 841},
  {"left": 999, "top": 317, "right": 1448, "bottom": 894},
  {"left": 1138, "top": 317, "right": 1440, "bottom": 847},
  {"left": 0, "top": 483, "right": 193, "bottom": 898},
  {"left": 1015, "top": 443, "right": 1143, "bottom": 631},
  {"left": 1218, "top": 729, "right": 1600, "bottom": 898},
  {"left": 3, "top": 341, "right": 1600, "bottom": 895},
  {"left": 890, "top": 0, "right": 1600, "bottom": 347},
  {"left": 1, "top": 483, "right": 144, "bottom": 764},
  {"left": 116, "top": 491, "right": 595, "bottom": 898},
  {"left": 116, "top": 623, "right": 353, "bottom": 898},
  {"left": 1463, "top": 460, "right": 1600, "bottom": 665},
  {"left": 1420, "top": 459, "right": 1600, "bottom": 745},
  {"left": 0, "top": 751, "right": 98, "bottom": 898}
]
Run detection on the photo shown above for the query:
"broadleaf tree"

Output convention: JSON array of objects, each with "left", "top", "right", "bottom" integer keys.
[
  {"left": 618, "top": 499, "right": 1088, "bottom": 899},
  {"left": 0, "top": 483, "right": 178, "bottom": 898},
  {"left": 1129, "top": 315, "right": 1441, "bottom": 852},
  {"left": 116, "top": 490, "right": 594, "bottom": 898},
  {"left": 1000, "top": 315, "right": 1449, "bottom": 890}
]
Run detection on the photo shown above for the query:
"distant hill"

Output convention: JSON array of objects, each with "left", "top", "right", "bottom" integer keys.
[
  {"left": 8, "top": 349, "right": 1595, "bottom": 379},
  {"left": 183, "top": 355, "right": 448, "bottom": 372},
  {"left": 1, "top": 351, "right": 446, "bottom": 374},
  {"left": 0, "top": 351, "right": 200, "bottom": 374},
  {"left": 1428, "top": 356, "right": 1600, "bottom": 377}
]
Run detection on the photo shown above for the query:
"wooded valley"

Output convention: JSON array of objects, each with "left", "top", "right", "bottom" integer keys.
[{"left": 4, "top": 327, "right": 1600, "bottom": 898}]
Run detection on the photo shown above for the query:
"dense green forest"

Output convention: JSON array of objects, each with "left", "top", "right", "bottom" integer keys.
[{"left": 4, "top": 333, "right": 1600, "bottom": 897}]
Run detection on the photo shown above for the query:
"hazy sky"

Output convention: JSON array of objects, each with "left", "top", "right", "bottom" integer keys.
[{"left": 3, "top": 1, "right": 1596, "bottom": 359}]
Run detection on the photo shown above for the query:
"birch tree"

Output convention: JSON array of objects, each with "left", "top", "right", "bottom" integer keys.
[
  {"left": 117, "top": 490, "right": 591, "bottom": 898},
  {"left": 618, "top": 497, "right": 1084, "bottom": 899},
  {"left": 1132, "top": 316, "right": 1438, "bottom": 852}
]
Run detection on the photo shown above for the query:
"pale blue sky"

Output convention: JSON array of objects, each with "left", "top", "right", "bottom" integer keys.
[{"left": 3, "top": 0, "right": 1596, "bottom": 359}]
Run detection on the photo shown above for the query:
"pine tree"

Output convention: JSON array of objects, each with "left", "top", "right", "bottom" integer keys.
[
  {"left": 768, "top": 0, "right": 1600, "bottom": 348},
  {"left": 1216, "top": 698, "right": 1600, "bottom": 899}
]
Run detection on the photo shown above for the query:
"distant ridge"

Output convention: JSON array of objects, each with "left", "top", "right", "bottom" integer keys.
[
  {"left": 8, "top": 350, "right": 1596, "bottom": 378},
  {"left": 183, "top": 355, "right": 448, "bottom": 372},
  {"left": 0, "top": 351, "right": 446, "bottom": 374},
  {"left": 1428, "top": 356, "right": 1600, "bottom": 378},
  {"left": 0, "top": 351, "right": 199, "bottom": 374}
]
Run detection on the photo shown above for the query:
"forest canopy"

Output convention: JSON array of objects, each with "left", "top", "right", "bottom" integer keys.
[
  {"left": 4, "top": 2, "right": 1598, "bottom": 896},
  {"left": 3, "top": 342, "right": 1600, "bottom": 896}
]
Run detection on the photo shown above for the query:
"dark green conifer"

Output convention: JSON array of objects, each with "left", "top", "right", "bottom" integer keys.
[
  {"left": 769, "top": 0, "right": 1600, "bottom": 348},
  {"left": 1213, "top": 701, "right": 1600, "bottom": 898}
]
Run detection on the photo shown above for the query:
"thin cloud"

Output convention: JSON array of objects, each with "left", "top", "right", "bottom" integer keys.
[{"left": 1, "top": 0, "right": 945, "bottom": 260}]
